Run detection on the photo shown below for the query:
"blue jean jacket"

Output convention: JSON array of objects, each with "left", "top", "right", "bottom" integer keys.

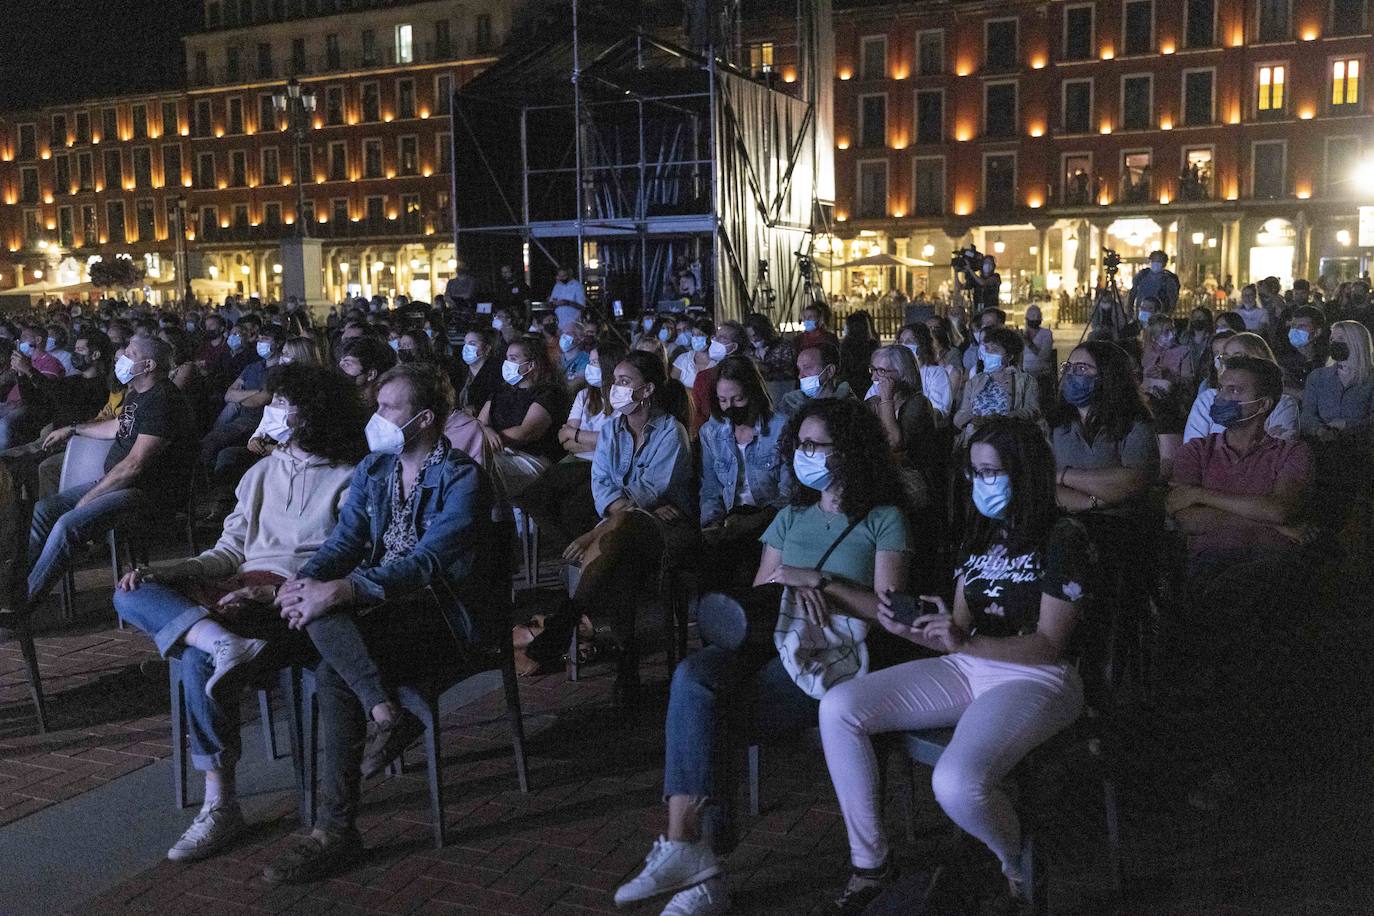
[
  {"left": 591, "top": 408, "right": 696, "bottom": 520},
  {"left": 698, "top": 413, "right": 792, "bottom": 525},
  {"left": 298, "top": 440, "right": 496, "bottom": 642}
]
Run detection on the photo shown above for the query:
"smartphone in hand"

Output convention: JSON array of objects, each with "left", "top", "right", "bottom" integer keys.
[{"left": 888, "top": 593, "right": 940, "bottom": 627}]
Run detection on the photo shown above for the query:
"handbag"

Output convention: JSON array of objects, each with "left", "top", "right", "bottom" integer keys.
[{"left": 773, "top": 515, "right": 870, "bottom": 699}]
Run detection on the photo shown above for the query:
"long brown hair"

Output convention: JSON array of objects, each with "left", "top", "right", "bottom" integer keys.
[{"left": 585, "top": 337, "right": 628, "bottom": 416}]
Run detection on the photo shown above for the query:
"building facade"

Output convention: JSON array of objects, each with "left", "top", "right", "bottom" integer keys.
[
  {"left": 0, "top": 0, "right": 509, "bottom": 305},
  {"left": 822, "top": 0, "right": 1374, "bottom": 303}
]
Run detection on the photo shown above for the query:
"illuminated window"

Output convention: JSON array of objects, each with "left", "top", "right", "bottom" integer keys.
[
  {"left": 395, "top": 24, "right": 414, "bottom": 64},
  {"left": 1332, "top": 58, "right": 1360, "bottom": 107},
  {"left": 1257, "top": 64, "right": 1286, "bottom": 115}
]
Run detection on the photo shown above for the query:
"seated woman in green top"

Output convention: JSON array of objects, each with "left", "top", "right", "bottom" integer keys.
[{"left": 612, "top": 398, "right": 911, "bottom": 916}]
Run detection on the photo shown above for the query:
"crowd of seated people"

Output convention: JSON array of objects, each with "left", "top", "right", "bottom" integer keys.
[{"left": 0, "top": 272, "right": 1365, "bottom": 913}]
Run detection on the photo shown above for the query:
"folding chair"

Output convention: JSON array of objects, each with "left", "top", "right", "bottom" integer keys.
[{"left": 55, "top": 435, "right": 123, "bottom": 625}]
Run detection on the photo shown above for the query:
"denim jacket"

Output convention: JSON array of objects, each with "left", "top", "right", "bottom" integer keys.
[
  {"left": 299, "top": 439, "right": 495, "bottom": 642},
  {"left": 591, "top": 407, "right": 696, "bottom": 520},
  {"left": 698, "top": 412, "right": 791, "bottom": 525}
]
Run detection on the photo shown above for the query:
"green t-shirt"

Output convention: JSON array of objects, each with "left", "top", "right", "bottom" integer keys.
[{"left": 760, "top": 503, "right": 911, "bottom": 589}]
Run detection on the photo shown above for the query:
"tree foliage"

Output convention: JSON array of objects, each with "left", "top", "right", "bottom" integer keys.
[{"left": 88, "top": 257, "right": 145, "bottom": 290}]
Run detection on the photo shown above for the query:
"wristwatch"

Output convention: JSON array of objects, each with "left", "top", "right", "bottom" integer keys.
[{"left": 1088, "top": 495, "right": 1102, "bottom": 510}]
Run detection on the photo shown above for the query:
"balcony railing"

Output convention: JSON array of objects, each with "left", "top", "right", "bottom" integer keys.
[
  {"left": 189, "top": 40, "right": 491, "bottom": 88},
  {"left": 196, "top": 212, "right": 439, "bottom": 244}
]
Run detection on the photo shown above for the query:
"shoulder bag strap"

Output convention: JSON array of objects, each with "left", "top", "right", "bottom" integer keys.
[{"left": 814, "top": 514, "right": 865, "bottom": 572}]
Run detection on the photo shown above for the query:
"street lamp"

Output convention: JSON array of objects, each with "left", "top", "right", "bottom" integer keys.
[{"left": 273, "top": 78, "right": 316, "bottom": 238}]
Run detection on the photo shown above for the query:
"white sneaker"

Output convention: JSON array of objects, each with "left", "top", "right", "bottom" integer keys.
[
  {"left": 203, "top": 636, "right": 269, "bottom": 708},
  {"left": 613, "top": 837, "right": 721, "bottom": 907},
  {"left": 660, "top": 876, "right": 730, "bottom": 915},
  {"left": 167, "top": 803, "right": 246, "bottom": 862}
]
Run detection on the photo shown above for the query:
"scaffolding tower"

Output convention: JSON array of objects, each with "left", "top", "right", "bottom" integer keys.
[{"left": 451, "top": 0, "right": 833, "bottom": 324}]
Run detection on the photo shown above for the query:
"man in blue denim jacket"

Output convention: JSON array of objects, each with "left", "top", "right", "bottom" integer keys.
[{"left": 264, "top": 364, "right": 495, "bottom": 884}]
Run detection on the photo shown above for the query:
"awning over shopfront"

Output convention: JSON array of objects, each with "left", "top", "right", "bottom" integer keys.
[{"left": 0, "top": 280, "right": 96, "bottom": 300}]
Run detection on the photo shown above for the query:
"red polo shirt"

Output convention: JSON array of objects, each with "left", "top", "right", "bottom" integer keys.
[{"left": 1171, "top": 431, "right": 1313, "bottom": 554}]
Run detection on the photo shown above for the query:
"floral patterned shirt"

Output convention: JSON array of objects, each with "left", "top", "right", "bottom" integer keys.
[
  {"left": 380, "top": 438, "right": 449, "bottom": 567},
  {"left": 958, "top": 518, "right": 1094, "bottom": 640}
]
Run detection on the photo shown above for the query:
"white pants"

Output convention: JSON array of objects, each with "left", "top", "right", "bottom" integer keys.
[
  {"left": 819, "top": 653, "right": 1082, "bottom": 874},
  {"left": 491, "top": 448, "right": 552, "bottom": 499}
]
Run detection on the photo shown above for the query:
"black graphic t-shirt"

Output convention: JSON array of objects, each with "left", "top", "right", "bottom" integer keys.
[
  {"left": 958, "top": 518, "right": 1094, "bottom": 638},
  {"left": 105, "top": 379, "right": 196, "bottom": 496}
]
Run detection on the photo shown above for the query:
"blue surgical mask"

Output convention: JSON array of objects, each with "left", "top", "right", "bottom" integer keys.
[
  {"left": 972, "top": 473, "right": 1011, "bottom": 519},
  {"left": 658, "top": 327, "right": 672, "bottom": 342},
  {"left": 227, "top": 333, "right": 242, "bottom": 350},
  {"left": 799, "top": 373, "right": 824, "bottom": 398},
  {"left": 461, "top": 343, "right": 480, "bottom": 365},
  {"left": 388, "top": 339, "right": 400, "bottom": 352},
  {"left": 1208, "top": 395, "right": 1264, "bottom": 429},
  {"left": 559, "top": 334, "right": 577, "bottom": 353},
  {"left": 802, "top": 320, "right": 818, "bottom": 333},
  {"left": 1062, "top": 373, "right": 1097, "bottom": 407},
  {"left": 1137, "top": 310, "right": 1153, "bottom": 325},
  {"left": 256, "top": 341, "right": 272, "bottom": 359},
  {"left": 45, "top": 337, "right": 57, "bottom": 351},
  {"left": 690, "top": 334, "right": 709, "bottom": 353},
  {"left": 17, "top": 341, "right": 31, "bottom": 356},
  {"left": 1288, "top": 328, "right": 1311, "bottom": 349},
  {"left": 676, "top": 331, "right": 692, "bottom": 348},
  {"left": 793, "top": 450, "right": 833, "bottom": 491},
  {"left": 584, "top": 364, "right": 602, "bottom": 387},
  {"left": 185, "top": 320, "right": 197, "bottom": 333},
  {"left": 980, "top": 348, "right": 1003, "bottom": 371}
]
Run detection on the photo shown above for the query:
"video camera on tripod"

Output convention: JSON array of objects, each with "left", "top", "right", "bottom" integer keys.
[
  {"left": 1102, "top": 247, "right": 1122, "bottom": 279},
  {"left": 1087, "top": 247, "right": 1131, "bottom": 341}
]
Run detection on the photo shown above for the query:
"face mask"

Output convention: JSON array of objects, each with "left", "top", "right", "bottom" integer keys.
[
  {"left": 491, "top": 317, "right": 505, "bottom": 331},
  {"left": 71, "top": 308, "right": 82, "bottom": 318},
  {"left": 528, "top": 324, "right": 541, "bottom": 334},
  {"left": 278, "top": 355, "right": 293, "bottom": 365},
  {"left": 1026, "top": 319, "right": 1041, "bottom": 329},
  {"left": 584, "top": 364, "right": 603, "bottom": 387},
  {"left": 388, "top": 339, "right": 401, "bottom": 352},
  {"left": 1150, "top": 262, "right": 1164, "bottom": 273},
  {"left": 1191, "top": 318, "right": 1211, "bottom": 332},
  {"left": 675, "top": 331, "right": 692, "bottom": 348},
  {"left": 559, "top": 334, "right": 577, "bottom": 353},
  {"left": 45, "top": 337, "right": 57, "bottom": 351},
  {"left": 424, "top": 328, "right": 434, "bottom": 339},
  {"left": 707, "top": 339, "right": 730, "bottom": 361},
  {"left": 461, "top": 343, "right": 480, "bottom": 365},
  {"left": 723, "top": 405, "right": 751, "bottom": 426},
  {"left": 972, "top": 474, "right": 1012, "bottom": 519},
  {"left": 690, "top": 334, "right": 709, "bottom": 353},
  {"left": 609, "top": 383, "right": 639, "bottom": 414},
  {"left": 1288, "top": 328, "right": 1311, "bottom": 348},
  {"left": 260, "top": 405, "right": 293, "bottom": 443},
  {"left": 17, "top": 341, "right": 31, "bottom": 356},
  {"left": 799, "top": 373, "right": 824, "bottom": 398},
  {"left": 658, "top": 327, "right": 672, "bottom": 342},
  {"left": 1062, "top": 373, "right": 1097, "bottom": 407},
  {"left": 865, "top": 382, "right": 880, "bottom": 400},
  {"left": 1331, "top": 341, "right": 1351, "bottom": 362},
  {"left": 256, "top": 341, "right": 273, "bottom": 359},
  {"left": 501, "top": 359, "right": 527, "bottom": 386},
  {"left": 71, "top": 352, "right": 92, "bottom": 372},
  {"left": 1208, "top": 395, "right": 1265, "bottom": 429},
  {"left": 207, "top": 326, "right": 222, "bottom": 340},
  {"left": 980, "top": 348, "right": 1003, "bottom": 371},
  {"left": 227, "top": 333, "right": 242, "bottom": 350},
  {"left": 793, "top": 450, "right": 833, "bottom": 491},
  {"left": 802, "top": 320, "right": 818, "bottom": 333},
  {"left": 186, "top": 321, "right": 197, "bottom": 333},
  {"left": 114, "top": 354, "right": 142, "bottom": 385},
  {"left": 903, "top": 343, "right": 920, "bottom": 361},
  {"left": 1137, "top": 310, "right": 1153, "bottom": 325},
  {"left": 396, "top": 349, "right": 416, "bottom": 363},
  {"left": 364, "top": 411, "right": 422, "bottom": 454},
  {"left": 642, "top": 317, "right": 655, "bottom": 331},
  {"left": 1155, "top": 331, "right": 1175, "bottom": 349}
]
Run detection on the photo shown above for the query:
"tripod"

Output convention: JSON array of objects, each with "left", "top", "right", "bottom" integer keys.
[{"left": 1081, "top": 272, "right": 1129, "bottom": 344}]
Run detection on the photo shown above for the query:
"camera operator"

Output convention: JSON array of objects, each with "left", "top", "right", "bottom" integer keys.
[
  {"left": 1127, "top": 250, "right": 1180, "bottom": 316},
  {"left": 956, "top": 249, "right": 1001, "bottom": 311}
]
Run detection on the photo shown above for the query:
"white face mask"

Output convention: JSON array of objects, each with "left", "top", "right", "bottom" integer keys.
[
  {"left": 501, "top": 359, "right": 526, "bottom": 386},
  {"left": 491, "top": 317, "right": 505, "bottom": 331},
  {"left": 584, "top": 364, "right": 603, "bottom": 387},
  {"left": 277, "top": 355, "right": 294, "bottom": 365},
  {"left": 707, "top": 339, "right": 730, "bottom": 361},
  {"left": 364, "top": 411, "right": 422, "bottom": 454},
  {"left": 260, "top": 405, "right": 293, "bottom": 443},
  {"left": 114, "top": 354, "right": 142, "bottom": 385},
  {"left": 461, "top": 343, "right": 481, "bottom": 365},
  {"left": 609, "top": 383, "right": 638, "bottom": 414}
]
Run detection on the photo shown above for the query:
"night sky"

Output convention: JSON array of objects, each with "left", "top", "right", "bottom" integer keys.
[{"left": 0, "top": 0, "right": 197, "bottom": 111}]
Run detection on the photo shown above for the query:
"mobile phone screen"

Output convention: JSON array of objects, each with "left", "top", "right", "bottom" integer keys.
[{"left": 889, "top": 593, "right": 919, "bottom": 626}]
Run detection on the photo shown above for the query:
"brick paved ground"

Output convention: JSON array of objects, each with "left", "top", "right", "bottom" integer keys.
[{"left": 6, "top": 551, "right": 1374, "bottom": 913}]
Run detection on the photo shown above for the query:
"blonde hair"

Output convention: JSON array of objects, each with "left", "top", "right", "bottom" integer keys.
[
  {"left": 281, "top": 336, "right": 320, "bottom": 366},
  {"left": 1221, "top": 331, "right": 1278, "bottom": 364},
  {"left": 1331, "top": 319, "right": 1373, "bottom": 387}
]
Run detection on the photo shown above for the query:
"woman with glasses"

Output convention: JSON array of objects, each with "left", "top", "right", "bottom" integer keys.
[
  {"left": 817, "top": 417, "right": 1089, "bottom": 912},
  {"left": 1183, "top": 332, "right": 1299, "bottom": 443},
  {"left": 951, "top": 326, "right": 1040, "bottom": 440},
  {"left": 865, "top": 345, "right": 938, "bottom": 505},
  {"left": 613, "top": 398, "right": 910, "bottom": 916}
]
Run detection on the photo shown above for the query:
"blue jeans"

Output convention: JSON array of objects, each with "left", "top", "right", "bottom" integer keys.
[
  {"left": 663, "top": 647, "right": 818, "bottom": 801},
  {"left": 27, "top": 481, "right": 147, "bottom": 603},
  {"left": 113, "top": 582, "right": 235, "bottom": 771}
]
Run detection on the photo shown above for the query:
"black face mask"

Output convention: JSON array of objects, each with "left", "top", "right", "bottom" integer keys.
[
  {"left": 1190, "top": 319, "right": 1211, "bottom": 332},
  {"left": 723, "top": 406, "right": 753, "bottom": 427},
  {"left": 396, "top": 349, "right": 416, "bottom": 364},
  {"left": 71, "top": 352, "right": 92, "bottom": 372},
  {"left": 1330, "top": 341, "right": 1351, "bottom": 362},
  {"left": 1026, "top": 319, "right": 1041, "bottom": 328}
]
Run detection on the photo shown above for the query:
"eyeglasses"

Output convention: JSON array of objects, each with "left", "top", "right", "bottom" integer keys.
[
  {"left": 797, "top": 439, "right": 835, "bottom": 457},
  {"left": 964, "top": 467, "right": 1008, "bottom": 484},
  {"left": 868, "top": 365, "right": 895, "bottom": 377},
  {"left": 1059, "top": 361, "right": 1098, "bottom": 378}
]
